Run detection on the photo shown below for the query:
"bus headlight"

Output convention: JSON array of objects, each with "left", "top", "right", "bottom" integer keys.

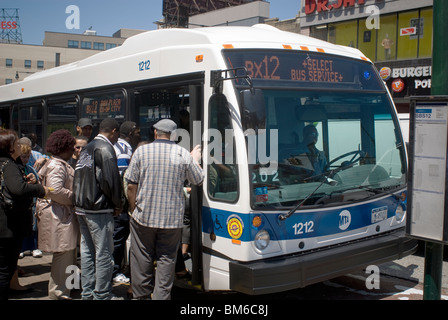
[
  {"left": 395, "top": 203, "right": 406, "bottom": 222},
  {"left": 254, "top": 230, "right": 270, "bottom": 250}
]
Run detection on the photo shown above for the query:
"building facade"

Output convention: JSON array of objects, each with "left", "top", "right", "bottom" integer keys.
[
  {"left": 0, "top": 28, "right": 144, "bottom": 137},
  {"left": 42, "top": 29, "right": 144, "bottom": 49},
  {"left": 188, "top": 1, "right": 269, "bottom": 27},
  {"left": 0, "top": 43, "right": 97, "bottom": 85},
  {"left": 0, "top": 28, "right": 144, "bottom": 86},
  {"left": 162, "top": 0, "right": 261, "bottom": 28},
  {"left": 299, "top": 0, "right": 434, "bottom": 113}
]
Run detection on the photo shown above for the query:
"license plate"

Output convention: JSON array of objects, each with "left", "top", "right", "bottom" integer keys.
[{"left": 371, "top": 206, "right": 388, "bottom": 223}]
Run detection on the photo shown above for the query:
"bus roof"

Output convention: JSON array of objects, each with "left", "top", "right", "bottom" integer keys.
[
  {"left": 0, "top": 24, "right": 370, "bottom": 103},
  {"left": 73, "top": 24, "right": 367, "bottom": 67}
]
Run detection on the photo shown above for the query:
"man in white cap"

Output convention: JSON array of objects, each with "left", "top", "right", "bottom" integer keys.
[{"left": 125, "top": 118, "right": 203, "bottom": 300}]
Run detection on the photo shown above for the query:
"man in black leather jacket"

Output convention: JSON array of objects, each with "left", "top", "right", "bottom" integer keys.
[{"left": 73, "top": 118, "right": 125, "bottom": 300}]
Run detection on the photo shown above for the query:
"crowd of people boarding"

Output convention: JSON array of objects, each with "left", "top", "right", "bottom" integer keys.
[{"left": 0, "top": 116, "right": 203, "bottom": 300}]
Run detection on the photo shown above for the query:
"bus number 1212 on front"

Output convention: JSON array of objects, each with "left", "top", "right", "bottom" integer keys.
[{"left": 292, "top": 221, "right": 314, "bottom": 236}]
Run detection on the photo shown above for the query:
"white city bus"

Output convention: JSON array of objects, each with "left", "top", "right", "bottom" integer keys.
[{"left": 0, "top": 25, "right": 416, "bottom": 294}]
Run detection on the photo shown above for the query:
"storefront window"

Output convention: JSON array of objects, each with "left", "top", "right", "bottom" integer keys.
[
  {"left": 310, "top": 25, "right": 328, "bottom": 41},
  {"left": 328, "top": 20, "right": 358, "bottom": 47},
  {"left": 397, "top": 11, "right": 419, "bottom": 60},
  {"left": 418, "top": 8, "right": 433, "bottom": 58},
  {"left": 358, "top": 18, "right": 377, "bottom": 61},
  {"left": 307, "top": 8, "right": 432, "bottom": 63},
  {"left": 377, "top": 14, "right": 397, "bottom": 61}
]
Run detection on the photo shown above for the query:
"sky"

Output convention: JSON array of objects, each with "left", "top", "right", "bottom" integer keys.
[{"left": 0, "top": 0, "right": 302, "bottom": 45}]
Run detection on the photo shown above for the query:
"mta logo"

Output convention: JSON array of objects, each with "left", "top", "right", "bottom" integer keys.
[{"left": 338, "top": 210, "right": 351, "bottom": 231}]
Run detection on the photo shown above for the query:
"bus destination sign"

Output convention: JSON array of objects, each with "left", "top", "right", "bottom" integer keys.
[
  {"left": 292, "top": 57, "right": 344, "bottom": 83},
  {"left": 224, "top": 50, "right": 381, "bottom": 90},
  {"left": 82, "top": 92, "right": 125, "bottom": 119},
  {"left": 84, "top": 97, "right": 122, "bottom": 115}
]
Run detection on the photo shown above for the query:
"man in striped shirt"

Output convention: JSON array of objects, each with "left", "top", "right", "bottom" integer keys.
[
  {"left": 125, "top": 119, "right": 203, "bottom": 300},
  {"left": 112, "top": 121, "right": 141, "bottom": 285},
  {"left": 114, "top": 121, "right": 141, "bottom": 174}
]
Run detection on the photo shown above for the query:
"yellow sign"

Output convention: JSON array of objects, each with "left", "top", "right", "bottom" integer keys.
[{"left": 227, "top": 215, "right": 244, "bottom": 240}]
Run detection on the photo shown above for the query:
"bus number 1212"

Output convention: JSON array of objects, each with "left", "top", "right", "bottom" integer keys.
[
  {"left": 292, "top": 221, "right": 314, "bottom": 236},
  {"left": 138, "top": 59, "right": 150, "bottom": 71}
]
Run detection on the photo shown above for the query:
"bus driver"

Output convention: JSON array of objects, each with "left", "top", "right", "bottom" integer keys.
[{"left": 285, "top": 124, "right": 327, "bottom": 176}]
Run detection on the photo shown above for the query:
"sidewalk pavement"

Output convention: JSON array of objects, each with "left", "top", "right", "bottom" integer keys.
[
  {"left": 9, "top": 252, "right": 130, "bottom": 300},
  {"left": 8, "top": 248, "right": 448, "bottom": 301}
]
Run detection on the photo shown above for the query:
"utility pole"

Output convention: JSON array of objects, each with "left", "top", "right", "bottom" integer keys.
[{"left": 423, "top": 0, "right": 448, "bottom": 300}]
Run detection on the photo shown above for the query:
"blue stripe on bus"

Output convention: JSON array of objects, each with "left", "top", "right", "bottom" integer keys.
[{"left": 202, "top": 195, "right": 401, "bottom": 242}]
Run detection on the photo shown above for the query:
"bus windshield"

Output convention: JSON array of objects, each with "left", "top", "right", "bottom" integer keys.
[
  {"left": 222, "top": 49, "right": 406, "bottom": 209},
  {"left": 247, "top": 89, "right": 406, "bottom": 209}
]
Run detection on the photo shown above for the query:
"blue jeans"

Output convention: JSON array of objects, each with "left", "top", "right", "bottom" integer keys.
[
  {"left": 77, "top": 213, "right": 115, "bottom": 300},
  {"left": 112, "top": 212, "right": 130, "bottom": 278}
]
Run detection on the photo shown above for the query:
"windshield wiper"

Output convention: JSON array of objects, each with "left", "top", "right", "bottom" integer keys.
[
  {"left": 359, "top": 184, "right": 403, "bottom": 200},
  {"left": 278, "top": 164, "right": 353, "bottom": 221},
  {"left": 278, "top": 160, "right": 396, "bottom": 221},
  {"left": 278, "top": 175, "right": 337, "bottom": 221}
]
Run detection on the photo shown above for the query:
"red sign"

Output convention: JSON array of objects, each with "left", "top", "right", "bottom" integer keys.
[
  {"left": 304, "top": 0, "right": 366, "bottom": 15},
  {"left": 400, "top": 27, "right": 416, "bottom": 36},
  {"left": 391, "top": 78, "right": 405, "bottom": 93},
  {"left": 0, "top": 21, "right": 17, "bottom": 29}
]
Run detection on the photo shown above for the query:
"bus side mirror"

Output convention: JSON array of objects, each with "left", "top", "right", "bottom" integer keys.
[{"left": 240, "top": 89, "right": 265, "bottom": 131}]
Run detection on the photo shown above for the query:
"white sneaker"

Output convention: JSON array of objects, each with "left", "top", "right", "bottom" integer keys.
[
  {"left": 113, "top": 273, "right": 130, "bottom": 284},
  {"left": 32, "top": 249, "right": 43, "bottom": 258}
]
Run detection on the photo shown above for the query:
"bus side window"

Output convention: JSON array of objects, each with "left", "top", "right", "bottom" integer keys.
[
  {"left": 18, "top": 102, "right": 44, "bottom": 150},
  {"left": 207, "top": 93, "right": 238, "bottom": 202}
]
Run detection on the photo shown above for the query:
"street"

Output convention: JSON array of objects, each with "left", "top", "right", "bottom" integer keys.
[{"left": 9, "top": 243, "right": 448, "bottom": 301}]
